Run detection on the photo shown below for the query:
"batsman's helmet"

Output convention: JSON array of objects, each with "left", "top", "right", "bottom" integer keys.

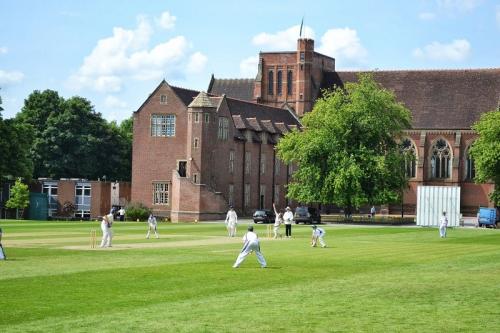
[{"left": 247, "top": 225, "right": 254, "bottom": 231}]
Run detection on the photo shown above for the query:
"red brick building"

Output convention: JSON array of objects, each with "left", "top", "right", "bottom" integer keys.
[
  {"left": 132, "top": 84, "right": 300, "bottom": 221},
  {"left": 33, "top": 179, "right": 130, "bottom": 219},
  {"left": 132, "top": 38, "right": 499, "bottom": 220}
]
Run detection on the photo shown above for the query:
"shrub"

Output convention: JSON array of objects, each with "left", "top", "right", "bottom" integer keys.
[
  {"left": 125, "top": 202, "right": 151, "bottom": 221},
  {"left": 61, "top": 201, "right": 76, "bottom": 217}
]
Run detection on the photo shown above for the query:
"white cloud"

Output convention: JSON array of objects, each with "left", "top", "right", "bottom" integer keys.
[
  {"left": 240, "top": 56, "right": 259, "bottom": 77},
  {"left": 104, "top": 95, "right": 128, "bottom": 109},
  {"left": 252, "top": 25, "right": 315, "bottom": 50},
  {"left": 187, "top": 52, "right": 208, "bottom": 73},
  {"left": 0, "top": 69, "right": 24, "bottom": 85},
  {"left": 437, "top": 0, "right": 482, "bottom": 11},
  {"left": 419, "top": 12, "right": 437, "bottom": 20},
  {"left": 413, "top": 39, "right": 471, "bottom": 61},
  {"left": 0, "top": 47, "right": 8, "bottom": 55},
  {"left": 68, "top": 13, "right": 206, "bottom": 93},
  {"left": 316, "top": 28, "right": 368, "bottom": 67},
  {"left": 156, "top": 11, "right": 176, "bottom": 30}
]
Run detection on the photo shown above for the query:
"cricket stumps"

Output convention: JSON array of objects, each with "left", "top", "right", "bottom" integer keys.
[{"left": 90, "top": 229, "right": 97, "bottom": 248}]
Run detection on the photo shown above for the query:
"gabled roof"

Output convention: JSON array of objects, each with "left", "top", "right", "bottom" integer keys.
[
  {"left": 188, "top": 91, "right": 216, "bottom": 108},
  {"left": 208, "top": 77, "right": 254, "bottom": 101},
  {"left": 321, "top": 69, "right": 500, "bottom": 129},
  {"left": 135, "top": 81, "right": 201, "bottom": 113}
]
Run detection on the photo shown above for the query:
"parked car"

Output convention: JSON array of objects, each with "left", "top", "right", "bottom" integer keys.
[
  {"left": 294, "top": 206, "right": 321, "bottom": 224},
  {"left": 477, "top": 207, "right": 498, "bottom": 228},
  {"left": 253, "top": 209, "right": 275, "bottom": 224}
]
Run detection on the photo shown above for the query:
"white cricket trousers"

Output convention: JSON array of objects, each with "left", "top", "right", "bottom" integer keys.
[
  {"left": 146, "top": 224, "right": 159, "bottom": 238},
  {"left": 439, "top": 225, "right": 447, "bottom": 238},
  {"left": 273, "top": 225, "right": 281, "bottom": 239},
  {"left": 100, "top": 224, "right": 112, "bottom": 247},
  {"left": 233, "top": 241, "right": 267, "bottom": 268},
  {"left": 312, "top": 236, "right": 326, "bottom": 247},
  {"left": 227, "top": 222, "right": 237, "bottom": 237}
]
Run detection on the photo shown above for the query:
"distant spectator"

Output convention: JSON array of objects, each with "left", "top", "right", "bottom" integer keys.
[{"left": 370, "top": 206, "right": 376, "bottom": 219}]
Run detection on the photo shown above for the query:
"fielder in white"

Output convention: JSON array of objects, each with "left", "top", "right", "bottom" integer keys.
[
  {"left": 311, "top": 225, "right": 327, "bottom": 248},
  {"left": 233, "top": 225, "right": 267, "bottom": 268},
  {"left": 272, "top": 203, "right": 283, "bottom": 239},
  {"left": 439, "top": 211, "right": 448, "bottom": 238},
  {"left": 146, "top": 214, "right": 159, "bottom": 239},
  {"left": 225, "top": 206, "right": 238, "bottom": 237},
  {"left": 100, "top": 214, "right": 113, "bottom": 248},
  {"left": 0, "top": 227, "right": 6, "bottom": 260}
]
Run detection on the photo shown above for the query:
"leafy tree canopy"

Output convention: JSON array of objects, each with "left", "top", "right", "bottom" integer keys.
[
  {"left": 277, "top": 73, "right": 412, "bottom": 208},
  {"left": 469, "top": 110, "right": 500, "bottom": 205},
  {"left": 15, "top": 90, "right": 133, "bottom": 181},
  {"left": 0, "top": 94, "right": 33, "bottom": 180}
]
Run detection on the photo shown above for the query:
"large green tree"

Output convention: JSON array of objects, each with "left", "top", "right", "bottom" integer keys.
[
  {"left": 277, "top": 73, "right": 412, "bottom": 208},
  {"left": 16, "top": 90, "right": 132, "bottom": 180},
  {"left": 0, "top": 94, "right": 33, "bottom": 180},
  {"left": 469, "top": 109, "right": 500, "bottom": 205}
]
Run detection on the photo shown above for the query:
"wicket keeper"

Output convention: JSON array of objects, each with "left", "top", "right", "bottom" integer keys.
[{"left": 311, "top": 225, "right": 327, "bottom": 248}]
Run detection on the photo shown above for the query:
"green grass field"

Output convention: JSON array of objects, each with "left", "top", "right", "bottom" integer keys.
[{"left": 1, "top": 220, "right": 499, "bottom": 333}]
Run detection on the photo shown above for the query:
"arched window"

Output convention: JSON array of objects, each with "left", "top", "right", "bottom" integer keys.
[
  {"left": 431, "top": 139, "right": 451, "bottom": 179},
  {"left": 268, "top": 70, "right": 274, "bottom": 95},
  {"left": 401, "top": 138, "right": 416, "bottom": 178},
  {"left": 287, "top": 70, "right": 293, "bottom": 95},
  {"left": 465, "top": 145, "right": 475, "bottom": 180},
  {"left": 277, "top": 70, "right": 282, "bottom": 95}
]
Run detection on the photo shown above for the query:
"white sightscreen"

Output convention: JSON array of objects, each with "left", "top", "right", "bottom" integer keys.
[{"left": 416, "top": 186, "right": 461, "bottom": 227}]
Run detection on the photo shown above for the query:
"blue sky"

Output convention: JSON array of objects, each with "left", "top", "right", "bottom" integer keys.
[{"left": 1, "top": 0, "right": 499, "bottom": 121}]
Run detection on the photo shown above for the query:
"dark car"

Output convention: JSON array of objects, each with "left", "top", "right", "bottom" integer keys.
[
  {"left": 253, "top": 209, "right": 276, "bottom": 224},
  {"left": 294, "top": 206, "right": 321, "bottom": 224}
]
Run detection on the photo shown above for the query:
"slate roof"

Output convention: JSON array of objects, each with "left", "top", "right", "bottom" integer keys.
[
  {"left": 321, "top": 69, "right": 500, "bottom": 129},
  {"left": 208, "top": 76, "right": 255, "bottom": 101},
  {"left": 225, "top": 98, "right": 301, "bottom": 128},
  {"left": 170, "top": 85, "right": 201, "bottom": 106}
]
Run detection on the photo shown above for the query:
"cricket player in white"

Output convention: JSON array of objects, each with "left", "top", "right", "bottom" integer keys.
[
  {"left": 225, "top": 206, "right": 238, "bottom": 237},
  {"left": 0, "top": 227, "right": 6, "bottom": 260},
  {"left": 233, "top": 225, "right": 267, "bottom": 268},
  {"left": 311, "top": 225, "right": 327, "bottom": 247},
  {"left": 272, "top": 203, "right": 283, "bottom": 239},
  {"left": 100, "top": 214, "right": 113, "bottom": 248},
  {"left": 439, "top": 211, "right": 448, "bottom": 238},
  {"left": 146, "top": 214, "right": 159, "bottom": 239}
]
